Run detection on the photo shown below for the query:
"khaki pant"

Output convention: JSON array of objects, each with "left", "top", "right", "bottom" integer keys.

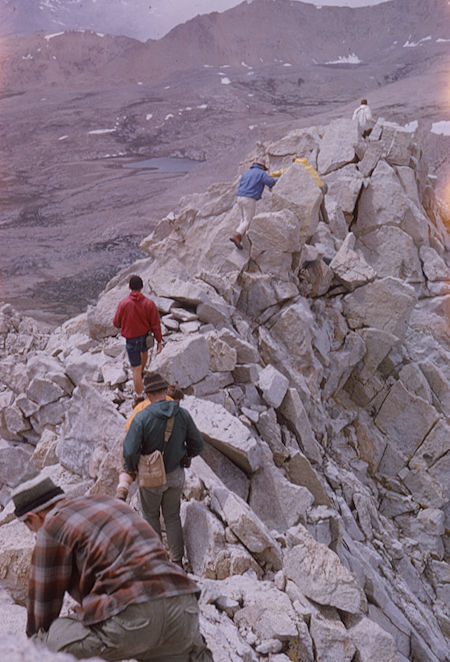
[
  {"left": 139, "top": 465, "right": 185, "bottom": 562},
  {"left": 236, "top": 196, "right": 257, "bottom": 236},
  {"left": 36, "top": 594, "right": 213, "bottom": 661}
]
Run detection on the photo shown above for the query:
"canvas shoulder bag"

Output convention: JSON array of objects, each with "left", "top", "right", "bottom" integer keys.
[{"left": 138, "top": 416, "right": 175, "bottom": 488}]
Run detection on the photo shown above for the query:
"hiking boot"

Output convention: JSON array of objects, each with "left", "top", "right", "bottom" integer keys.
[
  {"left": 229, "top": 233, "right": 243, "bottom": 250},
  {"left": 115, "top": 486, "right": 129, "bottom": 501}
]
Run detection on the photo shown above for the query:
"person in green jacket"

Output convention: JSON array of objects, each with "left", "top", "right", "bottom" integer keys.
[{"left": 122, "top": 372, "right": 204, "bottom": 565}]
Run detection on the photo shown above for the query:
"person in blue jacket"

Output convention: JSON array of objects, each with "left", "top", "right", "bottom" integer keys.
[{"left": 229, "top": 161, "right": 276, "bottom": 249}]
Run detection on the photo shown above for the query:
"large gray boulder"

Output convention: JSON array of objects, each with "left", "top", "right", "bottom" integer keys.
[
  {"left": 267, "top": 127, "right": 321, "bottom": 171},
  {"left": 183, "top": 500, "right": 260, "bottom": 580},
  {"left": 86, "top": 286, "right": 121, "bottom": 339},
  {"left": 342, "top": 277, "right": 416, "bottom": 339},
  {"left": 317, "top": 118, "right": 359, "bottom": 175},
  {"left": 348, "top": 616, "right": 401, "bottom": 662},
  {"left": 210, "top": 486, "right": 282, "bottom": 570},
  {"left": 309, "top": 613, "right": 356, "bottom": 662},
  {"left": 57, "top": 382, "right": 125, "bottom": 478},
  {"left": 286, "top": 450, "right": 331, "bottom": 506},
  {"left": 257, "top": 364, "right": 289, "bottom": 408},
  {"left": 356, "top": 139, "right": 384, "bottom": 178},
  {"left": 150, "top": 335, "right": 210, "bottom": 388},
  {"left": 271, "top": 164, "right": 322, "bottom": 241},
  {"left": 248, "top": 209, "right": 302, "bottom": 257},
  {"left": 0, "top": 403, "right": 31, "bottom": 442},
  {"left": 330, "top": 232, "right": 376, "bottom": 289},
  {"left": 218, "top": 329, "right": 260, "bottom": 364},
  {"left": 232, "top": 581, "right": 299, "bottom": 644},
  {"left": 323, "top": 164, "right": 364, "bottom": 216},
  {"left": 412, "top": 419, "right": 450, "bottom": 475},
  {"left": 377, "top": 120, "right": 415, "bottom": 167},
  {"left": 0, "top": 520, "right": 34, "bottom": 606},
  {"left": 357, "top": 226, "right": 423, "bottom": 283},
  {"left": 284, "top": 524, "right": 367, "bottom": 614},
  {"left": 255, "top": 407, "right": 290, "bottom": 466},
  {"left": 26, "top": 377, "right": 66, "bottom": 406},
  {"left": 278, "top": 388, "right": 322, "bottom": 464},
  {"left": 199, "top": 602, "right": 259, "bottom": 662},
  {"left": 374, "top": 381, "right": 440, "bottom": 458},
  {"left": 249, "top": 448, "right": 314, "bottom": 532},
  {"left": 0, "top": 634, "right": 105, "bottom": 662},
  {"left": 0, "top": 440, "right": 34, "bottom": 490},
  {"left": 354, "top": 160, "right": 429, "bottom": 245},
  {"left": 419, "top": 245, "right": 449, "bottom": 282},
  {"left": 357, "top": 327, "right": 399, "bottom": 381},
  {"left": 269, "top": 300, "right": 317, "bottom": 375},
  {"left": 206, "top": 332, "right": 237, "bottom": 373},
  {"left": 184, "top": 396, "right": 262, "bottom": 473},
  {"left": 404, "top": 297, "right": 450, "bottom": 370}
]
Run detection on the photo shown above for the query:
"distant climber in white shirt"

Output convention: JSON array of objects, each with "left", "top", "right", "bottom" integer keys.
[{"left": 352, "top": 98, "right": 373, "bottom": 137}]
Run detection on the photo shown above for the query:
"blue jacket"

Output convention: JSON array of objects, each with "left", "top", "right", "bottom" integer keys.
[{"left": 237, "top": 163, "right": 276, "bottom": 200}]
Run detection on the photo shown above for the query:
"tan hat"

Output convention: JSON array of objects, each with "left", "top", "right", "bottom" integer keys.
[{"left": 143, "top": 372, "right": 169, "bottom": 393}]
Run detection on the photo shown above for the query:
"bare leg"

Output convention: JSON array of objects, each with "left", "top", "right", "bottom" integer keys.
[
  {"left": 141, "top": 350, "right": 149, "bottom": 375},
  {"left": 132, "top": 365, "right": 144, "bottom": 395}
]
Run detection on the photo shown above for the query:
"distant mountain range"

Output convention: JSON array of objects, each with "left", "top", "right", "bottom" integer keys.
[
  {"left": 1, "top": 0, "right": 448, "bottom": 49},
  {"left": 0, "top": 0, "right": 448, "bottom": 323},
  {"left": 0, "top": 0, "right": 448, "bottom": 92},
  {"left": 0, "top": 0, "right": 251, "bottom": 40},
  {"left": 0, "top": 0, "right": 155, "bottom": 41}
]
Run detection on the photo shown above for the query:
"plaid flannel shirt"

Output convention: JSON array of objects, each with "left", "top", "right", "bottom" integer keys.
[{"left": 26, "top": 496, "right": 198, "bottom": 637}]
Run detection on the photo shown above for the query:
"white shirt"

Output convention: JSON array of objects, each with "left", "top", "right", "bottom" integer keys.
[{"left": 352, "top": 104, "right": 373, "bottom": 131}]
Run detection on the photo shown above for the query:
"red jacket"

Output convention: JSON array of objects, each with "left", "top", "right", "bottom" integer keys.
[{"left": 113, "top": 291, "right": 162, "bottom": 342}]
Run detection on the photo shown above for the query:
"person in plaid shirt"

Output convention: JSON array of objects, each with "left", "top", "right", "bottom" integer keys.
[{"left": 12, "top": 474, "right": 213, "bottom": 661}]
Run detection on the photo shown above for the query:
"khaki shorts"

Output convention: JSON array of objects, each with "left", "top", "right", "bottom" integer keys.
[{"left": 34, "top": 594, "right": 213, "bottom": 662}]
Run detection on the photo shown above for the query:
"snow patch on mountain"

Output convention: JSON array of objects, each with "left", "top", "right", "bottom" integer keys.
[
  {"left": 44, "top": 32, "right": 65, "bottom": 41},
  {"left": 88, "top": 128, "right": 116, "bottom": 134},
  {"left": 431, "top": 120, "right": 450, "bottom": 136},
  {"left": 325, "top": 52, "right": 362, "bottom": 64},
  {"left": 404, "top": 120, "right": 419, "bottom": 132},
  {"left": 403, "top": 35, "right": 432, "bottom": 47}
]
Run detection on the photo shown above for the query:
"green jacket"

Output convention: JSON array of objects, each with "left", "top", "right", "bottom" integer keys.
[{"left": 123, "top": 399, "right": 204, "bottom": 474}]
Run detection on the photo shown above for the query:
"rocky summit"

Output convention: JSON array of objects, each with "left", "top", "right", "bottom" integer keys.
[{"left": 0, "top": 117, "right": 449, "bottom": 662}]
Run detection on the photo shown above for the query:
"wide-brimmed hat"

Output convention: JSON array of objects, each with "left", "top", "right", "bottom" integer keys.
[
  {"left": 12, "top": 474, "right": 65, "bottom": 520},
  {"left": 143, "top": 372, "right": 169, "bottom": 393}
]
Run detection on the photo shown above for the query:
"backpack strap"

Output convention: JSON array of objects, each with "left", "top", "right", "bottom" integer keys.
[{"left": 163, "top": 416, "right": 175, "bottom": 449}]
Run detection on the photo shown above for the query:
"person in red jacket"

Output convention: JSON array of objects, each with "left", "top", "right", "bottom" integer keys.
[{"left": 113, "top": 275, "right": 163, "bottom": 402}]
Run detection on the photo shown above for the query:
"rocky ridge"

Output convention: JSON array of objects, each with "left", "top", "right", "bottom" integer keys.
[{"left": 0, "top": 116, "right": 449, "bottom": 662}]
